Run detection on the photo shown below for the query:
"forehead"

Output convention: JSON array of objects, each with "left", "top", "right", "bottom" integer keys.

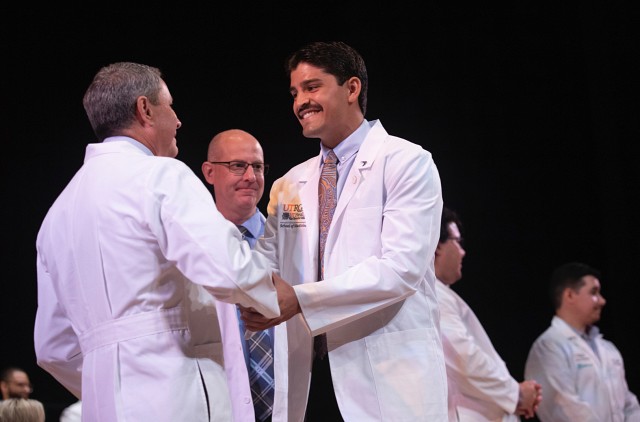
[
  {"left": 157, "top": 81, "right": 172, "bottom": 102},
  {"left": 9, "top": 370, "right": 28, "bottom": 382},
  {"left": 447, "top": 222, "right": 461, "bottom": 238},
  {"left": 579, "top": 275, "right": 601, "bottom": 291},
  {"left": 216, "top": 137, "right": 263, "bottom": 158},
  {"left": 290, "top": 63, "right": 333, "bottom": 85}
]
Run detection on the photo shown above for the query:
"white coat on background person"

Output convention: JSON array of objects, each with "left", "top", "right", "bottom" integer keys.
[
  {"left": 525, "top": 316, "right": 640, "bottom": 422},
  {"left": 255, "top": 119, "right": 448, "bottom": 421},
  {"left": 202, "top": 129, "right": 274, "bottom": 422},
  {"left": 438, "top": 282, "right": 520, "bottom": 422},
  {"left": 60, "top": 400, "right": 82, "bottom": 422},
  {"left": 434, "top": 207, "right": 541, "bottom": 422},
  {"left": 525, "top": 261, "right": 640, "bottom": 422},
  {"left": 34, "top": 62, "right": 280, "bottom": 422}
]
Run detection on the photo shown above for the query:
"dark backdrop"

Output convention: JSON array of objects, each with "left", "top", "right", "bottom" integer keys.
[{"left": 2, "top": 3, "right": 638, "bottom": 421}]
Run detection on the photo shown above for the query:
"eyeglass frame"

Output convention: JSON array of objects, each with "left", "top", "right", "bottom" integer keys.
[{"left": 208, "top": 161, "right": 269, "bottom": 176}]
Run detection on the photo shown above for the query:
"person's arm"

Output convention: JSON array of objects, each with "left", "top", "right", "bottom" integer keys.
[
  {"left": 34, "top": 252, "right": 83, "bottom": 398},
  {"left": 624, "top": 389, "right": 640, "bottom": 422},
  {"left": 295, "top": 144, "right": 441, "bottom": 335},
  {"left": 242, "top": 274, "right": 301, "bottom": 330},
  {"left": 149, "top": 160, "right": 280, "bottom": 319},
  {"left": 248, "top": 142, "right": 441, "bottom": 334},
  {"left": 603, "top": 341, "right": 640, "bottom": 421},
  {"left": 525, "top": 336, "right": 598, "bottom": 422},
  {"left": 438, "top": 288, "right": 520, "bottom": 414}
]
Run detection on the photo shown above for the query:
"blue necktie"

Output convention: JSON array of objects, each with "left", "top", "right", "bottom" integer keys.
[
  {"left": 238, "top": 225, "right": 275, "bottom": 421},
  {"left": 315, "top": 150, "right": 338, "bottom": 360}
]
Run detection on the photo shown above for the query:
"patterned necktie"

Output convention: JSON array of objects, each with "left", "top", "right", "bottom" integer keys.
[
  {"left": 316, "top": 150, "right": 338, "bottom": 360},
  {"left": 318, "top": 150, "right": 338, "bottom": 280},
  {"left": 237, "top": 225, "right": 275, "bottom": 421}
]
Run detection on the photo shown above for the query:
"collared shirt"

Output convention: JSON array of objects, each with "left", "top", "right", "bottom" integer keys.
[
  {"left": 237, "top": 210, "right": 263, "bottom": 249},
  {"left": 574, "top": 324, "right": 601, "bottom": 358},
  {"left": 319, "top": 119, "right": 370, "bottom": 198},
  {"left": 103, "top": 136, "right": 153, "bottom": 156}
]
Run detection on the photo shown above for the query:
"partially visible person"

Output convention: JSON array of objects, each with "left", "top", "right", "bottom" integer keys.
[
  {"left": 59, "top": 400, "right": 81, "bottom": 422},
  {"left": 525, "top": 262, "right": 640, "bottom": 422},
  {"left": 201, "top": 129, "right": 274, "bottom": 422},
  {"left": 0, "top": 367, "right": 32, "bottom": 400},
  {"left": 242, "top": 41, "right": 448, "bottom": 421},
  {"left": 434, "top": 207, "right": 541, "bottom": 421},
  {"left": 33, "top": 62, "right": 283, "bottom": 422},
  {"left": 0, "top": 398, "right": 45, "bottom": 422}
]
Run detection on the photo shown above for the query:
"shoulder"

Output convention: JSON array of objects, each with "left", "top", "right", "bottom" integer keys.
[{"left": 369, "top": 120, "right": 432, "bottom": 158}]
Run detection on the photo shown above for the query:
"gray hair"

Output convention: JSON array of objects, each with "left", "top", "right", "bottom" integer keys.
[{"left": 82, "top": 62, "right": 164, "bottom": 141}]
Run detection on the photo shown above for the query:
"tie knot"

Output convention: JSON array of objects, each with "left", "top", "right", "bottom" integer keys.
[
  {"left": 237, "top": 225, "right": 249, "bottom": 237},
  {"left": 325, "top": 150, "right": 338, "bottom": 165}
]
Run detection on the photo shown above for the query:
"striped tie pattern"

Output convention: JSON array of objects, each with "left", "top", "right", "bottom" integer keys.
[
  {"left": 316, "top": 150, "right": 338, "bottom": 360},
  {"left": 237, "top": 225, "right": 275, "bottom": 421}
]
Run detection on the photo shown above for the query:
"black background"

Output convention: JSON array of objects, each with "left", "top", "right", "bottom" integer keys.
[{"left": 2, "top": 3, "right": 638, "bottom": 420}]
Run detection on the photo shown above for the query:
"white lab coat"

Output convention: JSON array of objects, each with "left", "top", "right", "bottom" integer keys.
[
  {"left": 34, "top": 139, "right": 279, "bottom": 422},
  {"left": 256, "top": 120, "right": 448, "bottom": 421},
  {"left": 525, "top": 316, "right": 640, "bottom": 422},
  {"left": 436, "top": 281, "right": 519, "bottom": 422},
  {"left": 215, "top": 302, "right": 254, "bottom": 421},
  {"left": 60, "top": 400, "right": 82, "bottom": 422}
]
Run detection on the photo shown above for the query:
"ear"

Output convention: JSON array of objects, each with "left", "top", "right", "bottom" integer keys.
[
  {"left": 135, "top": 95, "right": 153, "bottom": 126},
  {"left": 562, "top": 287, "right": 575, "bottom": 304},
  {"left": 346, "top": 76, "right": 361, "bottom": 105},
  {"left": 435, "top": 242, "right": 444, "bottom": 257},
  {"left": 201, "top": 161, "right": 215, "bottom": 185}
]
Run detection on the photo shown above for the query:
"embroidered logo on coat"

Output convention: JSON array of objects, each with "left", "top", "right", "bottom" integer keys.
[{"left": 280, "top": 203, "right": 305, "bottom": 228}]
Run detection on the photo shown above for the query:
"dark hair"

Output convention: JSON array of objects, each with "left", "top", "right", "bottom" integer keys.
[
  {"left": 285, "top": 41, "right": 368, "bottom": 116},
  {"left": 0, "top": 367, "right": 24, "bottom": 383},
  {"left": 439, "top": 206, "right": 463, "bottom": 244},
  {"left": 549, "top": 262, "right": 601, "bottom": 310}
]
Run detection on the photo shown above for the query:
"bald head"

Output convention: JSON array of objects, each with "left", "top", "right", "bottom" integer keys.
[
  {"left": 202, "top": 129, "right": 266, "bottom": 225},
  {"left": 207, "top": 129, "right": 262, "bottom": 162}
]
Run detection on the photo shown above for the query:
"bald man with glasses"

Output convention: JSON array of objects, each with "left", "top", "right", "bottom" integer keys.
[{"left": 202, "top": 129, "right": 275, "bottom": 422}]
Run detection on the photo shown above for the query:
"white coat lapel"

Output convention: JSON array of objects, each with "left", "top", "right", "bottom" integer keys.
[
  {"left": 332, "top": 121, "right": 387, "bottom": 222},
  {"left": 298, "top": 154, "right": 323, "bottom": 278}
]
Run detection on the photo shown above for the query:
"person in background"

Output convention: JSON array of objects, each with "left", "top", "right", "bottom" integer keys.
[
  {"left": 33, "top": 62, "right": 284, "bottom": 421},
  {"left": 0, "top": 367, "right": 32, "bottom": 400},
  {"left": 0, "top": 398, "right": 45, "bottom": 422},
  {"left": 242, "top": 40, "right": 448, "bottom": 421},
  {"left": 434, "top": 207, "right": 541, "bottom": 421},
  {"left": 201, "top": 129, "right": 274, "bottom": 422},
  {"left": 59, "top": 400, "right": 81, "bottom": 422},
  {"left": 525, "top": 262, "right": 640, "bottom": 422}
]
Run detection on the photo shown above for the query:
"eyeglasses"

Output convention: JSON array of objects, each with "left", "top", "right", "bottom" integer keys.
[{"left": 208, "top": 161, "right": 269, "bottom": 175}]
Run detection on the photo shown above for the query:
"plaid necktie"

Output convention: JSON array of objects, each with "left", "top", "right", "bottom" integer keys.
[
  {"left": 237, "top": 225, "right": 275, "bottom": 421},
  {"left": 315, "top": 150, "right": 338, "bottom": 360}
]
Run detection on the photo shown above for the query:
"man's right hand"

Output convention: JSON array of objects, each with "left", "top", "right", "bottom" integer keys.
[{"left": 240, "top": 273, "right": 301, "bottom": 331}]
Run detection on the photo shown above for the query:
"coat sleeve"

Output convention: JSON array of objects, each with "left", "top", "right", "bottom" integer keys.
[
  {"left": 438, "top": 287, "right": 519, "bottom": 414},
  {"left": 147, "top": 160, "right": 279, "bottom": 319},
  {"left": 294, "top": 141, "right": 441, "bottom": 335},
  {"left": 34, "top": 250, "right": 83, "bottom": 399}
]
